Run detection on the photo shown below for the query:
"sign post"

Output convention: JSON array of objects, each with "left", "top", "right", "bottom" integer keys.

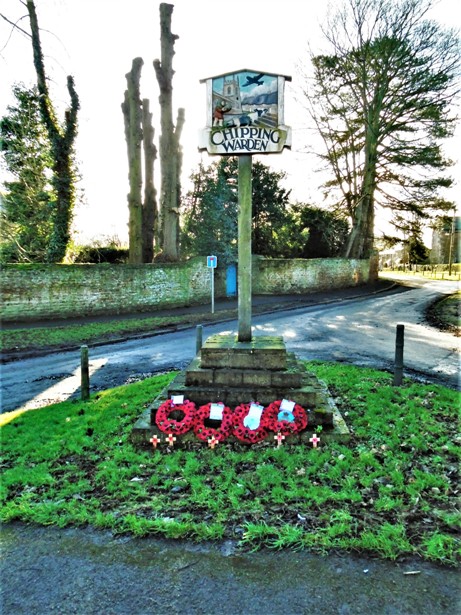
[
  {"left": 200, "top": 69, "right": 291, "bottom": 341},
  {"left": 238, "top": 155, "right": 252, "bottom": 341},
  {"left": 207, "top": 255, "right": 217, "bottom": 313}
]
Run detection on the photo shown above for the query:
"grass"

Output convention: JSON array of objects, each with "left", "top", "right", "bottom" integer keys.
[
  {"left": 380, "top": 269, "right": 460, "bottom": 282},
  {"left": 0, "top": 311, "right": 233, "bottom": 354},
  {"left": 1, "top": 362, "right": 460, "bottom": 566},
  {"left": 426, "top": 291, "right": 460, "bottom": 332}
]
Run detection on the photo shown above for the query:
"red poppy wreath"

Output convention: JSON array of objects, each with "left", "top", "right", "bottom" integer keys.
[
  {"left": 194, "top": 402, "right": 234, "bottom": 442},
  {"left": 263, "top": 400, "right": 308, "bottom": 436},
  {"left": 233, "top": 403, "right": 269, "bottom": 444},
  {"left": 155, "top": 399, "right": 197, "bottom": 435}
]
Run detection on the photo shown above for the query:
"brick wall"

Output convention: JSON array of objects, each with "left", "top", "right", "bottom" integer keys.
[{"left": 1, "top": 257, "right": 372, "bottom": 322}]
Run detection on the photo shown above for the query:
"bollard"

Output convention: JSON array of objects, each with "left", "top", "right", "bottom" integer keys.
[
  {"left": 393, "top": 324, "right": 404, "bottom": 386},
  {"left": 196, "top": 325, "right": 203, "bottom": 355},
  {"left": 81, "top": 345, "right": 90, "bottom": 400}
]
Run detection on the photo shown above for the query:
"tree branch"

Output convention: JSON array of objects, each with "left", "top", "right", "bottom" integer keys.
[{"left": 0, "top": 12, "right": 31, "bottom": 38}]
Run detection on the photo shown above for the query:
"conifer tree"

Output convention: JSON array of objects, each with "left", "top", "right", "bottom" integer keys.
[{"left": 304, "top": 0, "right": 460, "bottom": 258}]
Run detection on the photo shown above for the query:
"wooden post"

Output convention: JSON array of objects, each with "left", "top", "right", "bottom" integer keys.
[
  {"left": 81, "top": 345, "right": 90, "bottom": 400},
  {"left": 196, "top": 325, "right": 203, "bottom": 355},
  {"left": 393, "top": 324, "right": 404, "bottom": 386},
  {"left": 238, "top": 155, "right": 252, "bottom": 342}
]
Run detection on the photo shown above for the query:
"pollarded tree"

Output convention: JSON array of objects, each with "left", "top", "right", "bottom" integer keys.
[
  {"left": 122, "top": 58, "right": 144, "bottom": 264},
  {"left": 302, "top": 0, "right": 460, "bottom": 259},
  {"left": 154, "top": 2, "right": 185, "bottom": 261},
  {"left": 0, "top": 84, "right": 54, "bottom": 262},
  {"left": 121, "top": 62, "right": 159, "bottom": 264}
]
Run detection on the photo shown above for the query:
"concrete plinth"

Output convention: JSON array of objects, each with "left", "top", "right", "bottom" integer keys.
[{"left": 201, "top": 334, "right": 287, "bottom": 370}]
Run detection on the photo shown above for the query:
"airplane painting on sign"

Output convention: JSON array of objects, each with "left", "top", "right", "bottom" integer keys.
[
  {"left": 199, "top": 68, "right": 292, "bottom": 155},
  {"left": 211, "top": 71, "right": 277, "bottom": 129}
]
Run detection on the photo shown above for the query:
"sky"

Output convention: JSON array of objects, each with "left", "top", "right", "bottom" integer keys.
[{"left": 1, "top": 0, "right": 460, "bottom": 245}]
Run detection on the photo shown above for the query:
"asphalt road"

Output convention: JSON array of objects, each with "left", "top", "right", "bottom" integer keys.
[
  {"left": 2, "top": 523, "right": 460, "bottom": 615},
  {"left": 1, "top": 279, "right": 459, "bottom": 414}
]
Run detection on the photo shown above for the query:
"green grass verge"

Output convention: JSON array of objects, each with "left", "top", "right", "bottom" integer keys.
[
  {"left": 1, "top": 363, "right": 460, "bottom": 565},
  {"left": 381, "top": 270, "right": 460, "bottom": 282},
  {"left": 426, "top": 291, "right": 460, "bottom": 332},
  {"left": 0, "top": 311, "right": 229, "bottom": 354}
]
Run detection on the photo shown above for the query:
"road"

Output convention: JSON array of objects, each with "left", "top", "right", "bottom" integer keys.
[
  {"left": 1, "top": 279, "right": 459, "bottom": 414},
  {"left": 2, "top": 523, "right": 460, "bottom": 615}
]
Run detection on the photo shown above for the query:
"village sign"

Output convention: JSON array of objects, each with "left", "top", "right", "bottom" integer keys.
[{"left": 199, "top": 69, "right": 292, "bottom": 155}]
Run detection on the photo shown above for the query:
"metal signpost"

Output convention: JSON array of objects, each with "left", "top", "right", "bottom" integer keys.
[
  {"left": 207, "top": 255, "right": 217, "bottom": 313},
  {"left": 200, "top": 69, "right": 292, "bottom": 341}
]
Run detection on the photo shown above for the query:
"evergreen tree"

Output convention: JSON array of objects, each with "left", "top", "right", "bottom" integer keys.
[
  {"left": 251, "top": 160, "right": 291, "bottom": 257},
  {"left": 286, "top": 204, "right": 350, "bottom": 258},
  {"left": 0, "top": 84, "right": 54, "bottom": 262},
  {"left": 181, "top": 159, "right": 238, "bottom": 264},
  {"left": 181, "top": 158, "right": 292, "bottom": 260},
  {"left": 26, "top": 0, "right": 80, "bottom": 262},
  {"left": 304, "top": 0, "right": 460, "bottom": 258}
]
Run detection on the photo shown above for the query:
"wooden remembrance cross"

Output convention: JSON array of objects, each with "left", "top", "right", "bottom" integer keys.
[{"left": 199, "top": 69, "right": 292, "bottom": 341}]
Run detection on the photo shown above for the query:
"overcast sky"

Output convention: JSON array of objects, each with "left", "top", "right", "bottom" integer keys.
[{"left": 1, "top": 0, "right": 459, "bottom": 244}]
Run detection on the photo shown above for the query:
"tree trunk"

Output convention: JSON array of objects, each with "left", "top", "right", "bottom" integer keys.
[
  {"left": 344, "top": 111, "right": 378, "bottom": 259},
  {"left": 142, "top": 98, "right": 157, "bottom": 263},
  {"left": 122, "top": 57, "right": 144, "bottom": 264},
  {"left": 344, "top": 196, "right": 372, "bottom": 258},
  {"left": 153, "top": 2, "right": 184, "bottom": 261},
  {"left": 26, "top": 0, "right": 79, "bottom": 263}
]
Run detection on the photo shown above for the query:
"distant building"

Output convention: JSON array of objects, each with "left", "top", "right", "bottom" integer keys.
[
  {"left": 430, "top": 216, "right": 460, "bottom": 264},
  {"left": 379, "top": 245, "right": 405, "bottom": 269}
]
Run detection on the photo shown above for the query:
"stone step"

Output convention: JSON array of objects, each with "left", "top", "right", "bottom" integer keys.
[
  {"left": 149, "top": 388, "right": 333, "bottom": 428},
  {"left": 200, "top": 334, "right": 287, "bottom": 370},
  {"left": 159, "top": 374, "right": 333, "bottom": 426},
  {"left": 185, "top": 354, "right": 305, "bottom": 389}
]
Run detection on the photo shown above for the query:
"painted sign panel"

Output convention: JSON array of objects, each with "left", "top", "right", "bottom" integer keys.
[
  {"left": 199, "top": 69, "right": 291, "bottom": 155},
  {"left": 207, "top": 255, "right": 217, "bottom": 268}
]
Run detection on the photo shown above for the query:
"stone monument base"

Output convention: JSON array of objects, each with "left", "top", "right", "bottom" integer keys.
[{"left": 131, "top": 334, "right": 349, "bottom": 445}]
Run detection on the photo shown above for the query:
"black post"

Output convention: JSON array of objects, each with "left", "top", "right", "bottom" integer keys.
[
  {"left": 81, "top": 345, "right": 90, "bottom": 400},
  {"left": 196, "top": 325, "right": 203, "bottom": 355},
  {"left": 393, "top": 324, "right": 405, "bottom": 386}
]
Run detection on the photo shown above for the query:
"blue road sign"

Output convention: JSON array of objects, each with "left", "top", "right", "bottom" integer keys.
[{"left": 207, "top": 255, "right": 217, "bottom": 268}]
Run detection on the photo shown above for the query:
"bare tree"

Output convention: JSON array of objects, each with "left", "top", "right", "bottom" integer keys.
[
  {"left": 122, "top": 57, "right": 144, "bottom": 264},
  {"left": 154, "top": 2, "right": 185, "bottom": 261},
  {"left": 142, "top": 98, "right": 158, "bottom": 263}
]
